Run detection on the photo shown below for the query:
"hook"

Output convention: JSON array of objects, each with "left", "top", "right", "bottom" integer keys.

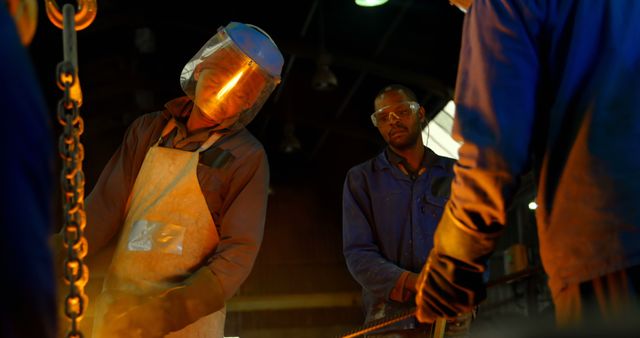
[{"left": 45, "top": 0, "right": 97, "bottom": 31}]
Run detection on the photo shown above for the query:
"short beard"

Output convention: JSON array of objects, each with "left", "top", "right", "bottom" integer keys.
[{"left": 389, "top": 127, "right": 421, "bottom": 150}]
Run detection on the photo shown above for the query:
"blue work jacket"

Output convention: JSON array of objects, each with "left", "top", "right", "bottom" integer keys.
[
  {"left": 449, "top": 0, "right": 640, "bottom": 294},
  {"left": 343, "top": 147, "right": 454, "bottom": 330}
]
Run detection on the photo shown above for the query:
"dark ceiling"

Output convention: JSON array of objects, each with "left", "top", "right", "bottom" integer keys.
[{"left": 29, "top": 0, "right": 464, "bottom": 189}]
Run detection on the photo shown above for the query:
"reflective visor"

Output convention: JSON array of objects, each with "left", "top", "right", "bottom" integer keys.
[{"left": 180, "top": 24, "right": 282, "bottom": 131}]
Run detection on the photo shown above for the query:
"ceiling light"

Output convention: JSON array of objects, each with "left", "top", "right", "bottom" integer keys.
[
  {"left": 312, "top": 53, "right": 338, "bottom": 91},
  {"left": 280, "top": 123, "right": 302, "bottom": 153},
  {"left": 528, "top": 201, "right": 538, "bottom": 210},
  {"left": 312, "top": 65, "right": 338, "bottom": 91},
  {"left": 355, "top": 0, "right": 389, "bottom": 7}
]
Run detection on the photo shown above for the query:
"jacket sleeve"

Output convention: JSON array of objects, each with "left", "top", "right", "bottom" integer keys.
[
  {"left": 2, "top": 7, "right": 57, "bottom": 336},
  {"left": 342, "top": 168, "right": 407, "bottom": 302},
  {"left": 416, "top": 0, "right": 543, "bottom": 322},
  {"left": 207, "top": 146, "right": 269, "bottom": 300}
]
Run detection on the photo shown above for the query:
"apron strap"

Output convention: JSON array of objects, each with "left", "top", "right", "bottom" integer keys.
[
  {"left": 154, "top": 118, "right": 222, "bottom": 152},
  {"left": 197, "top": 132, "right": 223, "bottom": 153},
  {"left": 154, "top": 119, "right": 179, "bottom": 147}
]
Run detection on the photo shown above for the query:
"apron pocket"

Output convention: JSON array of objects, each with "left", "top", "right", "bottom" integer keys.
[{"left": 128, "top": 219, "right": 186, "bottom": 255}]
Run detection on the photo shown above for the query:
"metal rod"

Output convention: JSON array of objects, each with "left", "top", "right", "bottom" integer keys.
[{"left": 62, "top": 4, "right": 77, "bottom": 67}]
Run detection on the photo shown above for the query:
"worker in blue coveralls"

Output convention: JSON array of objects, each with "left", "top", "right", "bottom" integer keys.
[{"left": 343, "top": 84, "right": 473, "bottom": 337}]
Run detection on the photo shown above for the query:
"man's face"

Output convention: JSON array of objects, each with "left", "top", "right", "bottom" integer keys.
[
  {"left": 373, "top": 91, "right": 425, "bottom": 150},
  {"left": 194, "top": 55, "right": 266, "bottom": 124}
]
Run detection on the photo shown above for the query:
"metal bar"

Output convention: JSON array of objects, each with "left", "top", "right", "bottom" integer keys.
[{"left": 227, "top": 292, "right": 361, "bottom": 312}]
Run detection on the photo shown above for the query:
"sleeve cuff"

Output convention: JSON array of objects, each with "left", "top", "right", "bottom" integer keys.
[{"left": 390, "top": 271, "right": 412, "bottom": 303}]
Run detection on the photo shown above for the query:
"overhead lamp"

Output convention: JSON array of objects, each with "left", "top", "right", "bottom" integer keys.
[
  {"left": 355, "top": 0, "right": 389, "bottom": 7},
  {"left": 312, "top": 53, "right": 338, "bottom": 91},
  {"left": 312, "top": 1, "right": 337, "bottom": 91},
  {"left": 280, "top": 123, "right": 302, "bottom": 153}
]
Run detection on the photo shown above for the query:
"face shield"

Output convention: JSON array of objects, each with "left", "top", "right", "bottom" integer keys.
[{"left": 180, "top": 22, "right": 284, "bottom": 130}]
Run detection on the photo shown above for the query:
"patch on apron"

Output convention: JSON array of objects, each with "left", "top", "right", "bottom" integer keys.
[
  {"left": 200, "top": 147, "right": 235, "bottom": 169},
  {"left": 127, "top": 219, "right": 185, "bottom": 255}
]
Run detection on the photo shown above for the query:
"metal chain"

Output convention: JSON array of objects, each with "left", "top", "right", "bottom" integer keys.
[
  {"left": 57, "top": 61, "right": 88, "bottom": 338},
  {"left": 52, "top": 3, "right": 93, "bottom": 337},
  {"left": 45, "top": 0, "right": 97, "bottom": 31}
]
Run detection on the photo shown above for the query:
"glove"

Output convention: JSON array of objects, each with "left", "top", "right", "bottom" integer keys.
[
  {"left": 415, "top": 206, "right": 497, "bottom": 323},
  {"left": 95, "top": 267, "right": 225, "bottom": 338},
  {"left": 92, "top": 290, "right": 147, "bottom": 338}
]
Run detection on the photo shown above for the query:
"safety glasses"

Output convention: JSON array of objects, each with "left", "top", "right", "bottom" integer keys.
[{"left": 370, "top": 101, "right": 420, "bottom": 127}]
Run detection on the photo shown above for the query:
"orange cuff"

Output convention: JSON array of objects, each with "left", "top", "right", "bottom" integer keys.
[{"left": 390, "top": 271, "right": 412, "bottom": 302}]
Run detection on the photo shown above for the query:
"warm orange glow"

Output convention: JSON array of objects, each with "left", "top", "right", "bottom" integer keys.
[
  {"left": 216, "top": 68, "right": 246, "bottom": 101},
  {"left": 45, "top": 0, "right": 97, "bottom": 31},
  {"left": 67, "top": 260, "right": 79, "bottom": 277},
  {"left": 67, "top": 296, "right": 80, "bottom": 313}
]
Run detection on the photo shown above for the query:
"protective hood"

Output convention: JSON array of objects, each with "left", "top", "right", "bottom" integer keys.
[{"left": 180, "top": 22, "right": 283, "bottom": 131}]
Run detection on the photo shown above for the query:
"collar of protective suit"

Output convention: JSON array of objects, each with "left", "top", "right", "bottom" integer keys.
[{"left": 163, "top": 96, "right": 249, "bottom": 132}]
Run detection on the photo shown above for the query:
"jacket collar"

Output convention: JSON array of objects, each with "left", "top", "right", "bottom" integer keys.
[
  {"left": 373, "top": 146, "right": 448, "bottom": 172},
  {"left": 162, "top": 96, "right": 233, "bottom": 133}
]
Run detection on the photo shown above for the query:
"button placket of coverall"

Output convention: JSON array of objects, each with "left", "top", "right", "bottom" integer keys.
[
  {"left": 409, "top": 173, "right": 427, "bottom": 270},
  {"left": 420, "top": 169, "right": 433, "bottom": 215},
  {"left": 420, "top": 169, "right": 444, "bottom": 243},
  {"left": 422, "top": 170, "right": 448, "bottom": 219}
]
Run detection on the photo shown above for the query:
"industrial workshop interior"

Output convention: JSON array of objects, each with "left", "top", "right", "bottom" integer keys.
[{"left": 10, "top": 0, "right": 637, "bottom": 337}]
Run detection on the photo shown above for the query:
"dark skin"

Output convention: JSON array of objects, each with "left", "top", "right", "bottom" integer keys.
[
  {"left": 373, "top": 89, "right": 427, "bottom": 292},
  {"left": 374, "top": 89, "right": 427, "bottom": 172}
]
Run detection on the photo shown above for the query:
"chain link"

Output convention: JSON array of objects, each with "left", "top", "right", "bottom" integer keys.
[
  {"left": 58, "top": 65, "right": 89, "bottom": 338},
  {"left": 53, "top": 4, "right": 92, "bottom": 337},
  {"left": 45, "top": 0, "right": 97, "bottom": 31}
]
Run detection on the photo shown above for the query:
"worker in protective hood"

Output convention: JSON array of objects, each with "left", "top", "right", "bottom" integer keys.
[
  {"left": 180, "top": 21, "right": 282, "bottom": 132},
  {"left": 50, "top": 21, "right": 283, "bottom": 338}
]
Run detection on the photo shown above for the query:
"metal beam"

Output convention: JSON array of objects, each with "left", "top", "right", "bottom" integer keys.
[{"left": 227, "top": 292, "right": 361, "bottom": 312}]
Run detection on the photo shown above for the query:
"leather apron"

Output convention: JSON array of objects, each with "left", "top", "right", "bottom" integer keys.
[{"left": 93, "top": 123, "right": 224, "bottom": 337}]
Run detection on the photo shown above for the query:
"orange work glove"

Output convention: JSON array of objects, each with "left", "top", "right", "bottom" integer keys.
[{"left": 415, "top": 206, "right": 494, "bottom": 323}]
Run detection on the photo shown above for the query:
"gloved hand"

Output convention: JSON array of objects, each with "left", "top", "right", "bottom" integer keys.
[
  {"left": 415, "top": 206, "right": 496, "bottom": 323},
  {"left": 93, "top": 291, "right": 149, "bottom": 338},
  {"left": 94, "top": 267, "right": 225, "bottom": 338}
]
